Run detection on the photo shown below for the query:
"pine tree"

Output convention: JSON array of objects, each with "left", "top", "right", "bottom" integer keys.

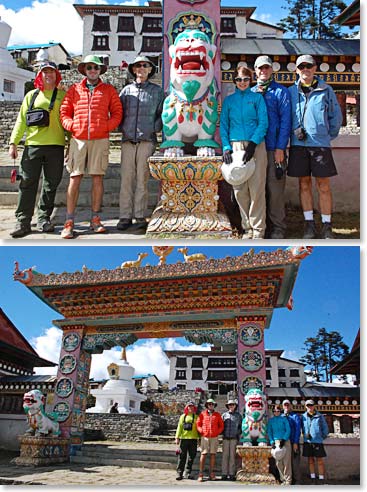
[
  {"left": 300, "top": 327, "right": 349, "bottom": 382},
  {"left": 278, "top": 0, "right": 348, "bottom": 39}
]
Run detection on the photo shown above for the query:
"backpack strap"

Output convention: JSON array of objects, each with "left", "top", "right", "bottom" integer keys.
[
  {"left": 28, "top": 89, "right": 40, "bottom": 111},
  {"left": 48, "top": 88, "right": 58, "bottom": 111}
]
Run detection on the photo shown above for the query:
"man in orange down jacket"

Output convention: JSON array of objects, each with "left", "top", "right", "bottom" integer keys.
[
  {"left": 60, "top": 55, "right": 122, "bottom": 239},
  {"left": 196, "top": 398, "right": 224, "bottom": 482}
]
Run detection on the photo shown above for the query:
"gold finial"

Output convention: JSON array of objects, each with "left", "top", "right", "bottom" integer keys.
[{"left": 121, "top": 347, "right": 127, "bottom": 361}]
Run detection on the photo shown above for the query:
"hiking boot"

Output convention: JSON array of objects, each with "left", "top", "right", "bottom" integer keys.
[
  {"left": 116, "top": 218, "right": 132, "bottom": 231},
  {"left": 38, "top": 220, "right": 55, "bottom": 233},
  {"left": 176, "top": 473, "right": 183, "bottom": 481},
  {"left": 320, "top": 222, "right": 333, "bottom": 239},
  {"left": 270, "top": 228, "right": 285, "bottom": 239},
  {"left": 229, "top": 475, "right": 236, "bottom": 481},
  {"left": 197, "top": 473, "right": 204, "bottom": 482},
  {"left": 221, "top": 475, "right": 228, "bottom": 481},
  {"left": 242, "top": 230, "right": 253, "bottom": 240},
  {"left": 90, "top": 215, "right": 107, "bottom": 234},
  {"left": 10, "top": 222, "right": 31, "bottom": 238},
  {"left": 209, "top": 473, "right": 216, "bottom": 481},
  {"left": 303, "top": 220, "right": 317, "bottom": 239},
  {"left": 134, "top": 218, "right": 147, "bottom": 231},
  {"left": 61, "top": 220, "right": 75, "bottom": 239}
]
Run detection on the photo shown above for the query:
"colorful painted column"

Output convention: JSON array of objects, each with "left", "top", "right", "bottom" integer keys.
[
  {"left": 147, "top": 0, "right": 231, "bottom": 236},
  {"left": 236, "top": 316, "right": 267, "bottom": 413},
  {"left": 53, "top": 325, "right": 91, "bottom": 455}
]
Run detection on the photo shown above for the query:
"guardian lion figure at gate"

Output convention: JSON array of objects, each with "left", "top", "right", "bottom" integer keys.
[
  {"left": 23, "top": 389, "right": 60, "bottom": 437},
  {"left": 241, "top": 388, "right": 267, "bottom": 446},
  {"left": 160, "top": 29, "right": 220, "bottom": 157}
]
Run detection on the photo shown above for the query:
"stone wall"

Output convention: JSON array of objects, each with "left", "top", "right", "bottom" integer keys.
[
  {"left": 0, "top": 102, "right": 22, "bottom": 148},
  {"left": 84, "top": 413, "right": 166, "bottom": 441}
]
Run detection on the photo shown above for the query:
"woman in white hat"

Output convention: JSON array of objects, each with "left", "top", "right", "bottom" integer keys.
[{"left": 220, "top": 65, "right": 268, "bottom": 239}]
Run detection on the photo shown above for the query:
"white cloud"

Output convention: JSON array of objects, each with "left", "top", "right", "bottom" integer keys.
[
  {"left": 31, "top": 326, "right": 62, "bottom": 375},
  {"left": 0, "top": 0, "right": 83, "bottom": 54},
  {"left": 252, "top": 13, "right": 274, "bottom": 25},
  {"left": 31, "top": 328, "right": 211, "bottom": 383}
]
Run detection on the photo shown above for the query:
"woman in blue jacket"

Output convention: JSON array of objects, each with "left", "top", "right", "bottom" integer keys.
[
  {"left": 268, "top": 405, "right": 292, "bottom": 485},
  {"left": 220, "top": 65, "right": 268, "bottom": 239},
  {"left": 302, "top": 400, "right": 329, "bottom": 484}
]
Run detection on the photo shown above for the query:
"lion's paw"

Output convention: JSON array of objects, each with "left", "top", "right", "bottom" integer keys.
[
  {"left": 164, "top": 148, "right": 184, "bottom": 158},
  {"left": 197, "top": 147, "right": 216, "bottom": 157}
]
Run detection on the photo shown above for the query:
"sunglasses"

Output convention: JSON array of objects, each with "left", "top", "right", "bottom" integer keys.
[
  {"left": 273, "top": 409, "right": 281, "bottom": 413},
  {"left": 135, "top": 63, "right": 151, "bottom": 68},
  {"left": 86, "top": 65, "right": 101, "bottom": 71},
  {"left": 298, "top": 63, "right": 315, "bottom": 70},
  {"left": 235, "top": 77, "right": 251, "bottom": 83}
]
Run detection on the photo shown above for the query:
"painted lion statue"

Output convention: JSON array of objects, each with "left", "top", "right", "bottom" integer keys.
[
  {"left": 23, "top": 389, "right": 60, "bottom": 437},
  {"left": 241, "top": 388, "right": 267, "bottom": 446},
  {"left": 160, "top": 28, "right": 220, "bottom": 157}
]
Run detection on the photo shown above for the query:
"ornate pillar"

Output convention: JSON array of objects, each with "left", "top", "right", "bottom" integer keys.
[
  {"left": 53, "top": 325, "right": 91, "bottom": 455},
  {"left": 236, "top": 316, "right": 267, "bottom": 414}
]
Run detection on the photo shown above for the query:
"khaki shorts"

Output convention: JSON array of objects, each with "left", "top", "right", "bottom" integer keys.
[
  {"left": 66, "top": 138, "right": 109, "bottom": 176},
  {"left": 200, "top": 436, "right": 219, "bottom": 454}
]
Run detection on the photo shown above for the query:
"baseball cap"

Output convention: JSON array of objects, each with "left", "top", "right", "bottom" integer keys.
[
  {"left": 38, "top": 61, "right": 58, "bottom": 71},
  {"left": 305, "top": 399, "right": 315, "bottom": 406},
  {"left": 296, "top": 55, "right": 316, "bottom": 67},
  {"left": 254, "top": 55, "right": 273, "bottom": 68},
  {"left": 282, "top": 399, "right": 291, "bottom": 405}
]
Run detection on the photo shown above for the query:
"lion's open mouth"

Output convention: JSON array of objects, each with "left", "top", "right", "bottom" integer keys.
[
  {"left": 175, "top": 48, "right": 209, "bottom": 74},
  {"left": 248, "top": 398, "right": 264, "bottom": 410}
]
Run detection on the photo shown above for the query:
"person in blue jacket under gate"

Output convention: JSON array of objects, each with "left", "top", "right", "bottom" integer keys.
[
  {"left": 302, "top": 399, "right": 329, "bottom": 484},
  {"left": 281, "top": 399, "right": 301, "bottom": 484},
  {"left": 268, "top": 404, "right": 292, "bottom": 485},
  {"left": 220, "top": 64, "right": 268, "bottom": 239},
  {"left": 252, "top": 56, "right": 291, "bottom": 239},
  {"left": 288, "top": 55, "right": 342, "bottom": 240}
]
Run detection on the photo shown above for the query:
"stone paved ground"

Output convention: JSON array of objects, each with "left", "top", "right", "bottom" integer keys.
[{"left": 0, "top": 442, "right": 359, "bottom": 487}]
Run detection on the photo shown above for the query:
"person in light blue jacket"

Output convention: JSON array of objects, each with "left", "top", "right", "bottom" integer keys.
[
  {"left": 288, "top": 55, "right": 342, "bottom": 240},
  {"left": 252, "top": 56, "right": 291, "bottom": 239},
  {"left": 302, "top": 400, "right": 329, "bottom": 484},
  {"left": 268, "top": 405, "right": 292, "bottom": 485},
  {"left": 220, "top": 65, "right": 268, "bottom": 239}
]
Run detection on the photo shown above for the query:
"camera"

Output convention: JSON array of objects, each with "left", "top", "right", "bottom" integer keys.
[
  {"left": 183, "top": 422, "right": 193, "bottom": 431},
  {"left": 275, "top": 163, "right": 284, "bottom": 180},
  {"left": 294, "top": 127, "right": 307, "bottom": 141}
]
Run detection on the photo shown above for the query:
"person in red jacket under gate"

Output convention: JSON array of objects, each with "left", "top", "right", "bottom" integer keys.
[
  {"left": 196, "top": 398, "right": 224, "bottom": 482},
  {"left": 60, "top": 55, "right": 122, "bottom": 238}
]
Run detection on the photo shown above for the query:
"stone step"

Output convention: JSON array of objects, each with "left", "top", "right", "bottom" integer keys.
[{"left": 70, "top": 455, "right": 176, "bottom": 469}]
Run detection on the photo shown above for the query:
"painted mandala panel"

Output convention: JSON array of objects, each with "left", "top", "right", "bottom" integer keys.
[{"left": 240, "top": 350, "right": 264, "bottom": 372}]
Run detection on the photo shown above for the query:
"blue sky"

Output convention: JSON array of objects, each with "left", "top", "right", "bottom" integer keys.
[{"left": 1, "top": 246, "right": 360, "bottom": 361}]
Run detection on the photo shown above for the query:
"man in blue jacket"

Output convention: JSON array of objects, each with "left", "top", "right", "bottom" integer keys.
[
  {"left": 288, "top": 55, "right": 342, "bottom": 239},
  {"left": 252, "top": 56, "right": 291, "bottom": 239},
  {"left": 282, "top": 399, "right": 301, "bottom": 484}
]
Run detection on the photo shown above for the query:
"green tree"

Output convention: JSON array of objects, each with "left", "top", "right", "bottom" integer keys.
[
  {"left": 300, "top": 327, "right": 349, "bottom": 382},
  {"left": 278, "top": 0, "right": 348, "bottom": 39}
]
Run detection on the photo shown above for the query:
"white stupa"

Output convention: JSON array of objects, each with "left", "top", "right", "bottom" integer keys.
[
  {"left": 0, "top": 17, "right": 33, "bottom": 101},
  {"left": 87, "top": 348, "right": 146, "bottom": 414}
]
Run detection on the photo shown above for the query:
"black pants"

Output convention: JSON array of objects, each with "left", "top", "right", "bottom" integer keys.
[
  {"left": 177, "top": 439, "right": 197, "bottom": 476},
  {"left": 16, "top": 145, "right": 64, "bottom": 225}
]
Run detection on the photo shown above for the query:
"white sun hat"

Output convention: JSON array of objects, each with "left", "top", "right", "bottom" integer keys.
[{"left": 221, "top": 151, "right": 255, "bottom": 186}]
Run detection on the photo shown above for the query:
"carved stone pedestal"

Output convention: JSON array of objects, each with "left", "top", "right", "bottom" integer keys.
[
  {"left": 12, "top": 435, "right": 70, "bottom": 466},
  {"left": 236, "top": 445, "right": 277, "bottom": 484},
  {"left": 147, "top": 155, "right": 232, "bottom": 237}
]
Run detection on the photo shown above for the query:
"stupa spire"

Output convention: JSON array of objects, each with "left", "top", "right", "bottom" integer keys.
[{"left": 121, "top": 346, "right": 127, "bottom": 362}]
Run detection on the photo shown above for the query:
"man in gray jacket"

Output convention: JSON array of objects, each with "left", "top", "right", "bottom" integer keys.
[
  {"left": 221, "top": 399, "right": 242, "bottom": 481},
  {"left": 117, "top": 56, "right": 164, "bottom": 232}
]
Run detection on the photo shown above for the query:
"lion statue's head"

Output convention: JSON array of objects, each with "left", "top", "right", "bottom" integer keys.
[
  {"left": 23, "top": 389, "right": 45, "bottom": 415},
  {"left": 169, "top": 29, "right": 216, "bottom": 101},
  {"left": 244, "top": 388, "right": 266, "bottom": 422}
]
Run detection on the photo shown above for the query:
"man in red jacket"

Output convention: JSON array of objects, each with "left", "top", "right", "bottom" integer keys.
[
  {"left": 196, "top": 398, "right": 224, "bottom": 482},
  {"left": 60, "top": 55, "right": 122, "bottom": 238}
]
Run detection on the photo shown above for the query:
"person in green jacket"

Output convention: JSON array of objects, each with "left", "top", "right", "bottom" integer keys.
[
  {"left": 9, "top": 61, "right": 67, "bottom": 238},
  {"left": 175, "top": 401, "right": 200, "bottom": 480}
]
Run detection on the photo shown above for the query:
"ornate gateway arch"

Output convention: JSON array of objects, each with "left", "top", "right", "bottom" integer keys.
[{"left": 13, "top": 247, "right": 312, "bottom": 459}]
